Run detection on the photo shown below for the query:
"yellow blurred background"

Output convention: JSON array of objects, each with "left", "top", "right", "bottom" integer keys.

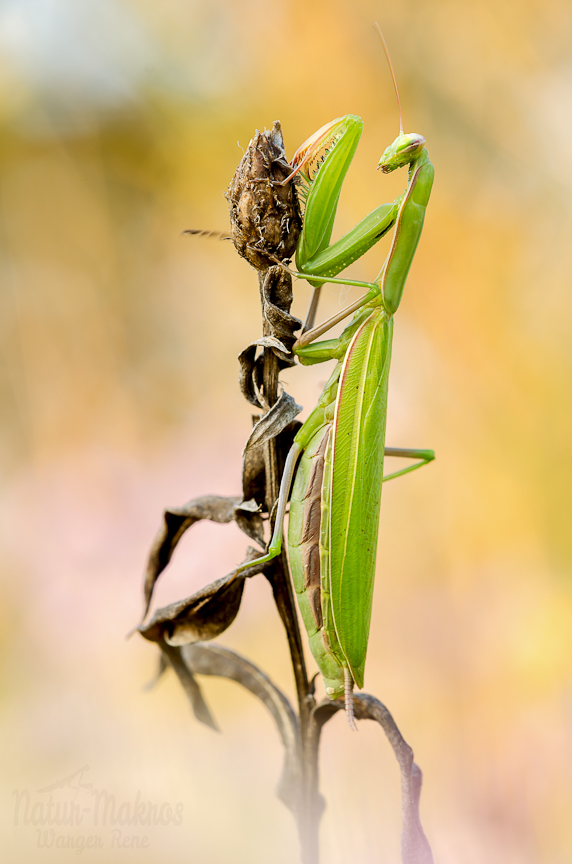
[{"left": 2, "top": 0, "right": 572, "bottom": 861}]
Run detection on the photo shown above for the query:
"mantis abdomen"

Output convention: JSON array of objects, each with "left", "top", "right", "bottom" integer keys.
[
  {"left": 288, "top": 424, "right": 347, "bottom": 698},
  {"left": 288, "top": 308, "right": 393, "bottom": 699}
]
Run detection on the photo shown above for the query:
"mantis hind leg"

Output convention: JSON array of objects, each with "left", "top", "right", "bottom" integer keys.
[
  {"left": 383, "top": 447, "right": 435, "bottom": 482},
  {"left": 302, "top": 284, "right": 323, "bottom": 334},
  {"left": 289, "top": 267, "right": 380, "bottom": 295}
]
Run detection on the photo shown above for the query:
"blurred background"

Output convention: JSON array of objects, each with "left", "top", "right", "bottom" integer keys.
[{"left": 1, "top": 0, "right": 571, "bottom": 861}]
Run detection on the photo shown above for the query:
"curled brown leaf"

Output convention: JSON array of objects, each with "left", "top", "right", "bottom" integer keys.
[{"left": 139, "top": 548, "right": 268, "bottom": 646}]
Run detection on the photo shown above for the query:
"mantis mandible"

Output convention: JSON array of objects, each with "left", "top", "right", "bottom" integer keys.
[{"left": 238, "top": 27, "right": 435, "bottom": 728}]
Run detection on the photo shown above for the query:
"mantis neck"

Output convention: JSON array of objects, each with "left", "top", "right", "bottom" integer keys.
[{"left": 408, "top": 147, "right": 430, "bottom": 182}]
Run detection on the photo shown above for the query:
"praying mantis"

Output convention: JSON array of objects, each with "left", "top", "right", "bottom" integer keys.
[{"left": 236, "top": 28, "right": 435, "bottom": 728}]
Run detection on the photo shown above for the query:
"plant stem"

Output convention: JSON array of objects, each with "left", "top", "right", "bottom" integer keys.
[{"left": 259, "top": 270, "right": 320, "bottom": 863}]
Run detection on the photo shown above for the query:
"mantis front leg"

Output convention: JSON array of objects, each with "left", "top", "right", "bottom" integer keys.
[{"left": 285, "top": 114, "right": 433, "bottom": 319}]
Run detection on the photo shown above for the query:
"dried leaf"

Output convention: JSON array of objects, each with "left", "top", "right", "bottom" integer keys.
[
  {"left": 238, "top": 336, "right": 294, "bottom": 408},
  {"left": 237, "top": 497, "right": 261, "bottom": 513},
  {"left": 243, "top": 391, "right": 302, "bottom": 454},
  {"left": 259, "top": 266, "right": 301, "bottom": 359},
  {"left": 138, "top": 549, "right": 267, "bottom": 645},
  {"left": 161, "top": 644, "right": 219, "bottom": 731},
  {"left": 238, "top": 343, "right": 264, "bottom": 407},
  {"left": 256, "top": 335, "right": 290, "bottom": 354},
  {"left": 261, "top": 273, "right": 300, "bottom": 344},
  {"left": 142, "top": 652, "right": 169, "bottom": 692},
  {"left": 180, "top": 643, "right": 300, "bottom": 813},
  {"left": 241, "top": 434, "right": 266, "bottom": 509},
  {"left": 234, "top": 498, "right": 265, "bottom": 548},
  {"left": 141, "top": 495, "right": 242, "bottom": 621}
]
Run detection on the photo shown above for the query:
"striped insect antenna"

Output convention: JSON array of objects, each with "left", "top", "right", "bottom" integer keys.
[
  {"left": 374, "top": 22, "right": 403, "bottom": 135},
  {"left": 374, "top": 23, "right": 426, "bottom": 174},
  {"left": 182, "top": 229, "right": 232, "bottom": 241}
]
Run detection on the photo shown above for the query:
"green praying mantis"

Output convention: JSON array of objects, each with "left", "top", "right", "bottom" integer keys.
[{"left": 235, "top": 28, "right": 435, "bottom": 728}]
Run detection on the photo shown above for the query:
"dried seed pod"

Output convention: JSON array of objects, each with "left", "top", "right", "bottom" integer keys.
[{"left": 227, "top": 121, "right": 301, "bottom": 270}]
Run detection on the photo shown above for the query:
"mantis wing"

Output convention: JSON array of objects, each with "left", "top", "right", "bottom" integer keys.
[{"left": 329, "top": 309, "right": 393, "bottom": 688}]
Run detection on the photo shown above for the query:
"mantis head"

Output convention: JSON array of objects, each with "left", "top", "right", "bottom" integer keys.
[
  {"left": 373, "top": 23, "right": 425, "bottom": 175},
  {"left": 377, "top": 132, "right": 426, "bottom": 174}
]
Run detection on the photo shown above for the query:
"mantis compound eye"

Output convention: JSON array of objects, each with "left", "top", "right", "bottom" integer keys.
[{"left": 396, "top": 133, "right": 426, "bottom": 155}]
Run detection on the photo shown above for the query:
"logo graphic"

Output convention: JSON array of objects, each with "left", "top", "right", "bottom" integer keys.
[{"left": 12, "top": 765, "right": 184, "bottom": 852}]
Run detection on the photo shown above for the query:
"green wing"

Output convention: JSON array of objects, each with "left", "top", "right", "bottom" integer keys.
[{"left": 329, "top": 309, "right": 393, "bottom": 688}]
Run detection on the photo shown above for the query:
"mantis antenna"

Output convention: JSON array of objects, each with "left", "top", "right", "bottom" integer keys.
[
  {"left": 182, "top": 229, "right": 232, "bottom": 241},
  {"left": 374, "top": 22, "right": 404, "bottom": 135}
]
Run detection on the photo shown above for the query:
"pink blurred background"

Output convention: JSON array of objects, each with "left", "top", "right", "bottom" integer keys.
[{"left": 1, "top": 0, "right": 572, "bottom": 861}]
